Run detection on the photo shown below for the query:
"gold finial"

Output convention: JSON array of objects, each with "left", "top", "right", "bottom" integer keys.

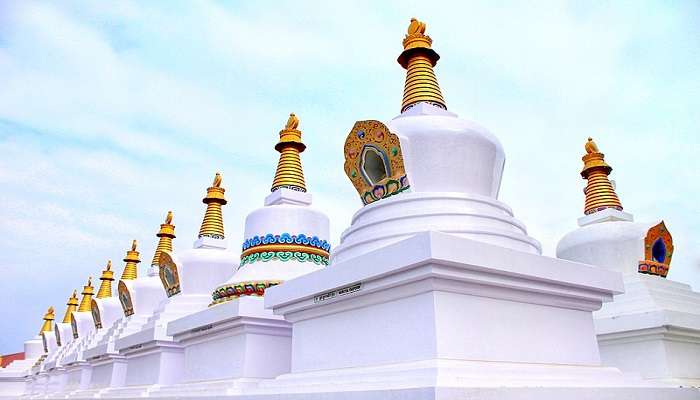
[
  {"left": 77, "top": 277, "right": 95, "bottom": 312},
  {"left": 39, "top": 306, "right": 55, "bottom": 334},
  {"left": 585, "top": 137, "right": 599, "bottom": 154},
  {"left": 397, "top": 18, "right": 446, "bottom": 112},
  {"left": 151, "top": 211, "right": 176, "bottom": 267},
  {"left": 198, "top": 173, "right": 227, "bottom": 239},
  {"left": 62, "top": 290, "right": 79, "bottom": 324},
  {"left": 407, "top": 17, "right": 426, "bottom": 34},
  {"left": 97, "top": 260, "right": 115, "bottom": 299},
  {"left": 285, "top": 113, "right": 300, "bottom": 130},
  {"left": 580, "top": 137, "right": 623, "bottom": 215},
  {"left": 121, "top": 240, "right": 141, "bottom": 280},
  {"left": 271, "top": 113, "right": 307, "bottom": 193}
]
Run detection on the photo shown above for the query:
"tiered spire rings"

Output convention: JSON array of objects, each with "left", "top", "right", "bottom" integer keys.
[
  {"left": 120, "top": 240, "right": 140, "bottom": 280},
  {"left": 198, "top": 173, "right": 227, "bottom": 239},
  {"left": 61, "top": 290, "right": 79, "bottom": 324},
  {"left": 398, "top": 18, "right": 446, "bottom": 112},
  {"left": 581, "top": 138, "right": 623, "bottom": 215},
  {"left": 151, "top": 211, "right": 176, "bottom": 266},
  {"left": 96, "top": 261, "right": 115, "bottom": 299},
  {"left": 271, "top": 113, "right": 307, "bottom": 193},
  {"left": 77, "top": 277, "right": 94, "bottom": 312},
  {"left": 39, "top": 307, "right": 55, "bottom": 334}
]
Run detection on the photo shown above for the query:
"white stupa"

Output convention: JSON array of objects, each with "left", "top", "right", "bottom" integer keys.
[
  {"left": 78, "top": 214, "right": 173, "bottom": 397},
  {"left": 0, "top": 307, "right": 54, "bottom": 398},
  {"left": 557, "top": 138, "right": 700, "bottom": 386},
  {"left": 254, "top": 18, "right": 695, "bottom": 399},
  {"left": 105, "top": 173, "right": 237, "bottom": 397},
  {"left": 156, "top": 113, "right": 331, "bottom": 397}
]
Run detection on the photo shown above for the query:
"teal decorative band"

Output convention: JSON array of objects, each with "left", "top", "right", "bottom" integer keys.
[
  {"left": 242, "top": 233, "right": 331, "bottom": 252},
  {"left": 240, "top": 251, "right": 329, "bottom": 267}
]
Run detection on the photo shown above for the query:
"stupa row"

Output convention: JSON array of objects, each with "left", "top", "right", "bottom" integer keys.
[{"left": 0, "top": 18, "right": 698, "bottom": 400}]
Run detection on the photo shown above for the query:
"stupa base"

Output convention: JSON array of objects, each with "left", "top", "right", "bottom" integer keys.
[{"left": 596, "top": 273, "right": 700, "bottom": 386}]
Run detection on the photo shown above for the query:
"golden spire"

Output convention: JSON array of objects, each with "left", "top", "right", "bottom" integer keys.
[
  {"left": 61, "top": 290, "right": 79, "bottom": 324},
  {"left": 271, "top": 113, "right": 307, "bottom": 193},
  {"left": 151, "top": 211, "right": 176, "bottom": 266},
  {"left": 39, "top": 306, "right": 55, "bottom": 334},
  {"left": 96, "top": 260, "right": 114, "bottom": 298},
  {"left": 120, "top": 240, "right": 141, "bottom": 280},
  {"left": 397, "top": 18, "right": 446, "bottom": 113},
  {"left": 198, "top": 173, "right": 227, "bottom": 239},
  {"left": 581, "top": 137, "right": 623, "bottom": 215},
  {"left": 77, "top": 277, "right": 94, "bottom": 312}
]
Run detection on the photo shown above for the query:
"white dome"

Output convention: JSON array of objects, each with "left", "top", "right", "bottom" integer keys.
[
  {"left": 556, "top": 220, "right": 658, "bottom": 275},
  {"left": 388, "top": 103, "right": 505, "bottom": 198}
]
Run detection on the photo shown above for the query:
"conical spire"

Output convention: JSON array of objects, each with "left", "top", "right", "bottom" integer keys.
[
  {"left": 198, "top": 173, "right": 227, "bottom": 239},
  {"left": 96, "top": 261, "right": 114, "bottom": 298},
  {"left": 61, "top": 290, "right": 79, "bottom": 324},
  {"left": 397, "top": 18, "right": 446, "bottom": 113},
  {"left": 271, "top": 113, "right": 307, "bottom": 193},
  {"left": 120, "top": 240, "right": 140, "bottom": 280},
  {"left": 39, "top": 306, "right": 55, "bottom": 334},
  {"left": 151, "top": 211, "right": 176, "bottom": 266},
  {"left": 581, "top": 138, "right": 623, "bottom": 215},
  {"left": 77, "top": 277, "right": 94, "bottom": 312}
]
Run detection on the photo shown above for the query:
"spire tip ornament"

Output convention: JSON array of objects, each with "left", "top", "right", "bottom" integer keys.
[
  {"left": 97, "top": 260, "right": 115, "bottom": 299},
  {"left": 199, "top": 173, "right": 227, "bottom": 239},
  {"left": 580, "top": 137, "right": 623, "bottom": 215},
  {"left": 40, "top": 306, "right": 55, "bottom": 333},
  {"left": 152, "top": 210, "right": 176, "bottom": 266},
  {"left": 62, "top": 290, "right": 79, "bottom": 324},
  {"left": 271, "top": 113, "right": 307, "bottom": 193},
  {"left": 397, "top": 18, "right": 446, "bottom": 112},
  {"left": 121, "top": 240, "right": 141, "bottom": 280},
  {"left": 77, "top": 277, "right": 95, "bottom": 312}
]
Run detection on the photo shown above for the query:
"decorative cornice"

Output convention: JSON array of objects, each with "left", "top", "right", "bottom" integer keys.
[{"left": 211, "top": 280, "right": 281, "bottom": 305}]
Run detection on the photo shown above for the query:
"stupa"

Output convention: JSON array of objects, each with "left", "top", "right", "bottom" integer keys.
[
  {"left": 557, "top": 138, "right": 700, "bottom": 386},
  {"left": 253, "top": 18, "right": 695, "bottom": 399},
  {"left": 79, "top": 214, "right": 174, "bottom": 397},
  {"left": 156, "top": 113, "right": 331, "bottom": 396},
  {"left": 105, "top": 173, "right": 237, "bottom": 397},
  {"left": 0, "top": 308, "right": 53, "bottom": 397}
]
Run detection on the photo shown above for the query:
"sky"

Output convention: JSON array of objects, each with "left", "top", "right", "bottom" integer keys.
[{"left": 0, "top": 1, "right": 698, "bottom": 353}]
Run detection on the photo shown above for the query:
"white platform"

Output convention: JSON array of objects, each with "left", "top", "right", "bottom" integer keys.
[{"left": 257, "top": 231, "right": 696, "bottom": 399}]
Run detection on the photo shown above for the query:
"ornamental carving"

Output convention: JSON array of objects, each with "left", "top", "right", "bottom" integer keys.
[
  {"left": 638, "top": 221, "right": 673, "bottom": 278},
  {"left": 344, "top": 120, "right": 410, "bottom": 205},
  {"left": 118, "top": 280, "right": 134, "bottom": 317},
  {"left": 159, "top": 251, "right": 181, "bottom": 297}
]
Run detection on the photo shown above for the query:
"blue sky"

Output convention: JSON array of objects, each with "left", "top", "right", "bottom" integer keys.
[{"left": 0, "top": 1, "right": 698, "bottom": 353}]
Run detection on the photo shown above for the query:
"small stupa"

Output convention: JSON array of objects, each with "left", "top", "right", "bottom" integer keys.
[
  {"left": 154, "top": 114, "right": 331, "bottom": 396},
  {"left": 108, "top": 173, "right": 236, "bottom": 396},
  {"left": 557, "top": 138, "right": 700, "bottom": 386}
]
